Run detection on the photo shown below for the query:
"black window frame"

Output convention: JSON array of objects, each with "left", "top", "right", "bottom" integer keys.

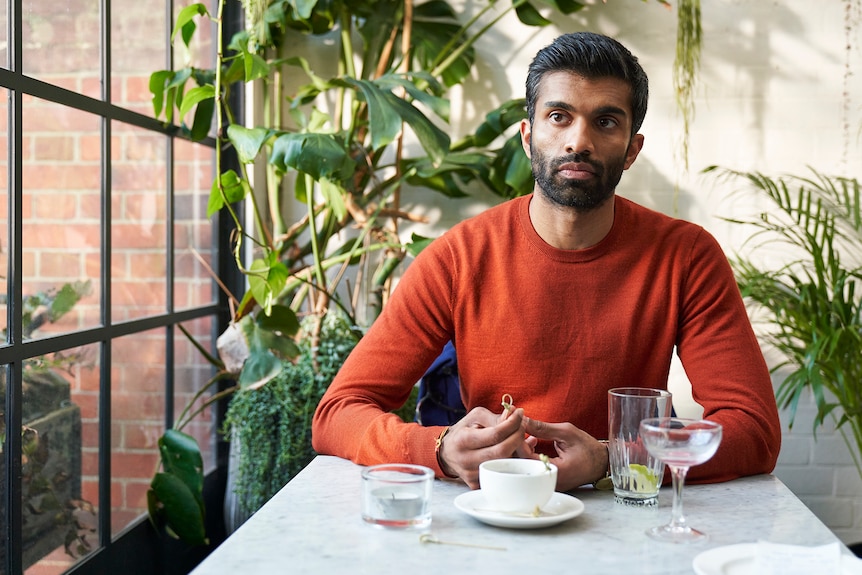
[{"left": 1, "top": 1, "right": 243, "bottom": 573}]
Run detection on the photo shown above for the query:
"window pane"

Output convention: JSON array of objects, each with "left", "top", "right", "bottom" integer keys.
[
  {"left": 24, "top": 1, "right": 100, "bottom": 99},
  {"left": 175, "top": 317, "right": 218, "bottom": 475},
  {"left": 110, "top": 0, "right": 167, "bottom": 108},
  {"left": 111, "top": 121, "right": 167, "bottom": 322},
  {"left": 0, "top": 87, "right": 8, "bottom": 343},
  {"left": 20, "top": 342, "right": 101, "bottom": 574},
  {"left": 174, "top": 139, "right": 215, "bottom": 310},
  {"left": 0, "top": 4, "right": 7, "bottom": 69},
  {"left": 111, "top": 329, "right": 165, "bottom": 537},
  {"left": 22, "top": 99, "right": 102, "bottom": 340}
]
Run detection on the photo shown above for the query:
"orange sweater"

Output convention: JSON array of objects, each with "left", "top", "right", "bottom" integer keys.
[{"left": 312, "top": 195, "right": 781, "bottom": 483}]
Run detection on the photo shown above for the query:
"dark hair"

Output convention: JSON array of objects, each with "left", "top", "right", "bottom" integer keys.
[{"left": 525, "top": 32, "right": 649, "bottom": 136}]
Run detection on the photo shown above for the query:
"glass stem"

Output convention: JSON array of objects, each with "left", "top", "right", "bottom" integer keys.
[{"left": 669, "top": 465, "right": 690, "bottom": 531}]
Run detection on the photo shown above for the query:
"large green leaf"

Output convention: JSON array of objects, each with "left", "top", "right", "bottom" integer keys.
[
  {"left": 270, "top": 132, "right": 353, "bottom": 181},
  {"left": 189, "top": 94, "right": 215, "bottom": 141},
  {"left": 257, "top": 304, "right": 301, "bottom": 338},
  {"left": 452, "top": 99, "right": 527, "bottom": 151},
  {"left": 375, "top": 73, "right": 450, "bottom": 122},
  {"left": 228, "top": 125, "right": 271, "bottom": 164},
  {"left": 515, "top": 1, "right": 553, "bottom": 26},
  {"left": 380, "top": 90, "right": 450, "bottom": 166},
  {"left": 341, "top": 78, "right": 403, "bottom": 151},
  {"left": 411, "top": 0, "right": 474, "bottom": 87},
  {"left": 149, "top": 472, "right": 207, "bottom": 546},
  {"left": 534, "top": 0, "right": 585, "bottom": 15},
  {"left": 178, "top": 85, "right": 216, "bottom": 129},
  {"left": 149, "top": 70, "right": 173, "bottom": 119},
  {"left": 208, "top": 170, "right": 249, "bottom": 217},
  {"left": 171, "top": 3, "right": 209, "bottom": 48},
  {"left": 159, "top": 429, "right": 204, "bottom": 500}
]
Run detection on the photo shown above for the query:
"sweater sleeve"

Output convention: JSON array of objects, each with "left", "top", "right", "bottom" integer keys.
[
  {"left": 676, "top": 229, "right": 782, "bottom": 483},
  {"left": 311, "top": 235, "right": 458, "bottom": 477}
]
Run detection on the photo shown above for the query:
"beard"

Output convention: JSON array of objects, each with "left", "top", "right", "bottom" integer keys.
[{"left": 530, "top": 144, "right": 627, "bottom": 211}]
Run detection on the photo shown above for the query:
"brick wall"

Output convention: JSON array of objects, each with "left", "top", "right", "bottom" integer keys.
[{"left": 1, "top": 1, "right": 218, "bottom": 571}]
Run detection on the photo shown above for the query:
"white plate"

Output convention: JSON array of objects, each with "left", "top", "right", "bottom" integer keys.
[
  {"left": 692, "top": 543, "right": 862, "bottom": 575},
  {"left": 453, "top": 490, "right": 584, "bottom": 529}
]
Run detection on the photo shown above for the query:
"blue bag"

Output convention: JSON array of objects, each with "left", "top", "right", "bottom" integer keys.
[{"left": 415, "top": 341, "right": 466, "bottom": 426}]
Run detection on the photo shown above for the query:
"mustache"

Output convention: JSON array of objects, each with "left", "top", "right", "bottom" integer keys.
[{"left": 551, "top": 153, "right": 602, "bottom": 173}]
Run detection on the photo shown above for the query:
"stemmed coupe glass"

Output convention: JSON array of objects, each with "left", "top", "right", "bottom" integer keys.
[{"left": 638, "top": 417, "right": 723, "bottom": 543}]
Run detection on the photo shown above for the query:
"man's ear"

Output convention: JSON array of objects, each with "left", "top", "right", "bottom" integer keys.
[
  {"left": 623, "top": 133, "right": 644, "bottom": 170},
  {"left": 519, "top": 119, "right": 532, "bottom": 159}
]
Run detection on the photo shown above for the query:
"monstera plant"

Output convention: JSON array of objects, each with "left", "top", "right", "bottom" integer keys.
[{"left": 146, "top": 0, "right": 700, "bottom": 546}]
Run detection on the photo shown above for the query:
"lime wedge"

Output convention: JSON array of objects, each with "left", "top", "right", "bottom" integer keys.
[{"left": 628, "top": 464, "right": 659, "bottom": 493}]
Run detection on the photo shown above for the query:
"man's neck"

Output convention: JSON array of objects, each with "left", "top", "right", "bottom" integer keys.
[{"left": 528, "top": 192, "right": 615, "bottom": 251}]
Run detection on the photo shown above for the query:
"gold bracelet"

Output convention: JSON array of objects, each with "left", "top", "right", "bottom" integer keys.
[
  {"left": 434, "top": 426, "right": 450, "bottom": 453},
  {"left": 434, "top": 427, "right": 457, "bottom": 478}
]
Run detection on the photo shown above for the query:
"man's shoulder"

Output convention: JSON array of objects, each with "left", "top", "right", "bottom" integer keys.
[
  {"left": 617, "top": 195, "right": 705, "bottom": 234},
  {"left": 442, "top": 195, "right": 528, "bottom": 238}
]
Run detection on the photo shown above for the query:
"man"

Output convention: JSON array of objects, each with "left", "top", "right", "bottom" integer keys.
[{"left": 312, "top": 32, "right": 781, "bottom": 492}]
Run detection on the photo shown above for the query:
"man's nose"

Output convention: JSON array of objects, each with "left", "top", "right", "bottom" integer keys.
[{"left": 564, "top": 119, "right": 593, "bottom": 156}]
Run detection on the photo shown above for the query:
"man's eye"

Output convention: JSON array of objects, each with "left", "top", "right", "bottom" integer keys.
[
  {"left": 598, "top": 117, "right": 619, "bottom": 128},
  {"left": 549, "top": 112, "right": 567, "bottom": 123}
]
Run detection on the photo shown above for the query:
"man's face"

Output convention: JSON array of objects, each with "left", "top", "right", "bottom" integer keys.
[{"left": 520, "top": 72, "right": 644, "bottom": 211}]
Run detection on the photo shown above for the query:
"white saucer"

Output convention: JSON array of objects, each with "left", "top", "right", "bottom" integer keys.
[
  {"left": 453, "top": 491, "right": 584, "bottom": 529},
  {"left": 692, "top": 543, "right": 862, "bottom": 575}
]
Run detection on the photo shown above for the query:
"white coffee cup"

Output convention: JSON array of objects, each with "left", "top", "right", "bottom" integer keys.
[{"left": 478, "top": 458, "right": 558, "bottom": 513}]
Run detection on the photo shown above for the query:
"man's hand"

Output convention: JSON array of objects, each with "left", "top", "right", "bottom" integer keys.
[
  {"left": 521, "top": 417, "right": 608, "bottom": 492},
  {"left": 437, "top": 406, "right": 528, "bottom": 488}
]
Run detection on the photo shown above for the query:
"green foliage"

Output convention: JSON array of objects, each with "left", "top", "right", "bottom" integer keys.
[
  {"left": 148, "top": 429, "right": 207, "bottom": 546},
  {"left": 712, "top": 166, "right": 862, "bottom": 476},
  {"left": 147, "top": 0, "right": 701, "bottom": 546},
  {"left": 222, "top": 312, "right": 360, "bottom": 518}
]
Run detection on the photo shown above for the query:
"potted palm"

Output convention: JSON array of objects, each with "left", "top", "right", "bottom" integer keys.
[
  {"left": 711, "top": 166, "right": 862, "bottom": 476},
  {"left": 146, "top": 0, "right": 703, "bottom": 547}
]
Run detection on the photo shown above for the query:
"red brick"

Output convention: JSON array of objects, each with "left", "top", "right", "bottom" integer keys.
[
  {"left": 113, "top": 163, "right": 167, "bottom": 192},
  {"left": 78, "top": 190, "right": 102, "bottom": 219},
  {"left": 111, "top": 223, "right": 167, "bottom": 249},
  {"left": 80, "top": 478, "right": 99, "bottom": 506},
  {"left": 33, "top": 135, "right": 76, "bottom": 161},
  {"left": 21, "top": 251, "right": 36, "bottom": 276},
  {"left": 126, "top": 251, "right": 167, "bottom": 278},
  {"left": 112, "top": 334, "right": 165, "bottom": 365},
  {"left": 24, "top": 102, "right": 100, "bottom": 133},
  {"left": 24, "top": 223, "right": 100, "bottom": 248},
  {"left": 121, "top": 130, "right": 165, "bottom": 163},
  {"left": 75, "top": 363, "right": 100, "bottom": 393},
  {"left": 79, "top": 134, "right": 100, "bottom": 162},
  {"left": 111, "top": 451, "right": 160, "bottom": 480},
  {"left": 81, "top": 421, "right": 99, "bottom": 449},
  {"left": 124, "top": 480, "right": 151, "bottom": 509},
  {"left": 112, "top": 280, "right": 167, "bottom": 308},
  {"left": 123, "top": 422, "right": 164, "bottom": 450},
  {"left": 23, "top": 164, "right": 101, "bottom": 191},
  {"left": 112, "top": 391, "right": 166, "bottom": 422},
  {"left": 82, "top": 251, "right": 102, "bottom": 279},
  {"left": 74, "top": 392, "right": 99, "bottom": 419},
  {"left": 124, "top": 76, "right": 157, "bottom": 105},
  {"left": 109, "top": 478, "right": 124, "bottom": 508},
  {"left": 32, "top": 191, "right": 80, "bottom": 219},
  {"left": 81, "top": 450, "right": 99, "bottom": 476}
]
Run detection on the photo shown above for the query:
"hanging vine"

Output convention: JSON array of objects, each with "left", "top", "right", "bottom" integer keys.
[{"left": 673, "top": 0, "right": 702, "bottom": 175}]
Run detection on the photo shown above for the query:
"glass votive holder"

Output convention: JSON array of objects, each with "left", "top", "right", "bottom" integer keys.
[{"left": 361, "top": 463, "right": 433, "bottom": 529}]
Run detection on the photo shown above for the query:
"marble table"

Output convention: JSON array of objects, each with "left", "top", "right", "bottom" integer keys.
[{"left": 191, "top": 455, "right": 848, "bottom": 575}]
